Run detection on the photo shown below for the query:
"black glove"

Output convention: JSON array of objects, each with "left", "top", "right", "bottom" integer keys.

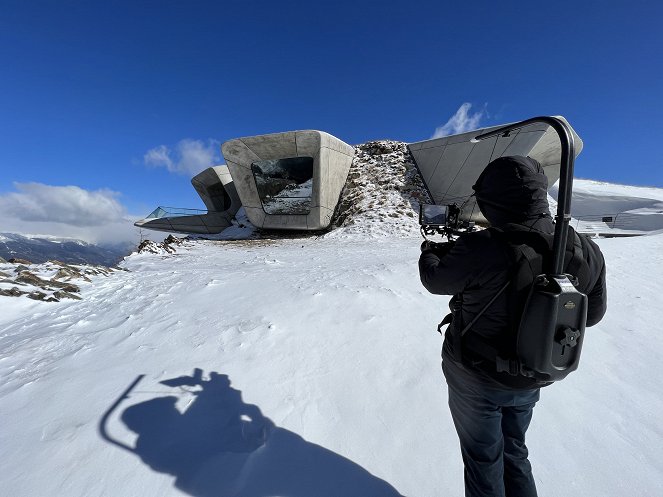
[
  {"left": 420, "top": 240, "right": 433, "bottom": 252},
  {"left": 421, "top": 240, "right": 454, "bottom": 255}
]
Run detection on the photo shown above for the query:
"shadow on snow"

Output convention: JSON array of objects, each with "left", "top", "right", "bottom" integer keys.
[{"left": 100, "top": 368, "right": 404, "bottom": 497}]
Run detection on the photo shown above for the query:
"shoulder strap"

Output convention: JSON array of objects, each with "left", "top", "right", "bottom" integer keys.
[
  {"left": 459, "top": 228, "right": 543, "bottom": 337},
  {"left": 563, "top": 227, "right": 591, "bottom": 290},
  {"left": 460, "top": 280, "right": 510, "bottom": 337},
  {"left": 490, "top": 228, "right": 545, "bottom": 326}
]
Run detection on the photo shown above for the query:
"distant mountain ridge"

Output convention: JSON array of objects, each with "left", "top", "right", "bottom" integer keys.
[{"left": 0, "top": 233, "right": 134, "bottom": 267}]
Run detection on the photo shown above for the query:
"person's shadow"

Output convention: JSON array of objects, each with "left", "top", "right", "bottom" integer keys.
[{"left": 109, "top": 369, "right": 404, "bottom": 497}]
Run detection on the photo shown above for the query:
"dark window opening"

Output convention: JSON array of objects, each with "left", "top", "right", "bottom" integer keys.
[
  {"left": 206, "top": 183, "right": 232, "bottom": 211},
  {"left": 251, "top": 157, "right": 314, "bottom": 215}
]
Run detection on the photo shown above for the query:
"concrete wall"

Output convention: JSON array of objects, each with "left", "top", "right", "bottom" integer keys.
[
  {"left": 408, "top": 116, "right": 583, "bottom": 222},
  {"left": 134, "top": 165, "right": 241, "bottom": 234},
  {"left": 221, "top": 130, "right": 354, "bottom": 230},
  {"left": 191, "top": 165, "right": 241, "bottom": 214}
]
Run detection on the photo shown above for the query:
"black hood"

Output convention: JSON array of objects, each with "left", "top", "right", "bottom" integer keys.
[{"left": 472, "top": 155, "right": 552, "bottom": 228}]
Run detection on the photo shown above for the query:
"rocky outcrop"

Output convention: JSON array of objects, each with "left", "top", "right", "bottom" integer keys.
[
  {"left": 0, "top": 259, "right": 121, "bottom": 302},
  {"left": 331, "top": 140, "right": 431, "bottom": 236},
  {"left": 137, "top": 235, "right": 186, "bottom": 255},
  {"left": 9, "top": 257, "right": 32, "bottom": 264}
]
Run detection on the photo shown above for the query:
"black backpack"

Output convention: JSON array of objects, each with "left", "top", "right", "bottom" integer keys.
[{"left": 448, "top": 226, "right": 591, "bottom": 382}]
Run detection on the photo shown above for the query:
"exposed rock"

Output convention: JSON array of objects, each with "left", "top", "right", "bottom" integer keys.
[
  {"left": 56, "top": 282, "right": 80, "bottom": 293},
  {"left": 137, "top": 240, "right": 160, "bottom": 254},
  {"left": 331, "top": 140, "right": 431, "bottom": 236},
  {"left": 53, "top": 290, "right": 82, "bottom": 301},
  {"left": 82, "top": 266, "right": 115, "bottom": 277},
  {"left": 53, "top": 266, "right": 92, "bottom": 282},
  {"left": 49, "top": 260, "right": 71, "bottom": 267},
  {"left": 9, "top": 258, "right": 32, "bottom": 264},
  {"left": 1, "top": 257, "right": 120, "bottom": 303},
  {"left": 164, "top": 234, "right": 184, "bottom": 246},
  {"left": 0, "top": 287, "right": 25, "bottom": 297},
  {"left": 27, "top": 290, "right": 50, "bottom": 301},
  {"left": 362, "top": 141, "right": 404, "bottom": 155},
  {"left": 137, "top": 235, "right": 185, "bottom": 255},
  {"left": 0, "top": 256, "right": 6, "bottom": 263},
  {"left": 15, "top": 271, "right": 80, "bottom": 293},
  {"left": 14, "top": 271, "right": 43, "bottom": 286}
]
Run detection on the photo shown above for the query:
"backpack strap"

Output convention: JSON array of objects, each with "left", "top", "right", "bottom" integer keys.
[
  {"left": 563, "top": 227, "right": 591, "bottom": 290},
  {"left": 460, "top": 281, "right": 510, "bottom": 337},
  {"left": 458, "top": 228, "right": 545, "bottom": 374},
  {"left": 489, "top": 228, "right": 545, "bottom": 337}
]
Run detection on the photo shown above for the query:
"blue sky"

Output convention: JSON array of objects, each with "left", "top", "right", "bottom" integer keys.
[{"left": 1, "top": 0, "right": 661, "bottom": 242}]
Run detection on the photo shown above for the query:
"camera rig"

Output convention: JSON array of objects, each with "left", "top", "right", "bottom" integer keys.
[{"left": 419, "top": 203, "right": 477, "bottom": 241}]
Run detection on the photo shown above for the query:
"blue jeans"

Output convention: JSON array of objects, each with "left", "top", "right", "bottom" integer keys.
[{"left": 443, "top": 361, "right": 540, "bottom": 497}]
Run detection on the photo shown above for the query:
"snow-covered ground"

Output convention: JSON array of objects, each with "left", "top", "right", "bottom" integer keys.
[
  {"left": 1, "top": 226, "right": 663, "bottom": 496},
  {"left": 2, "top": 171, "right": 663, "bottom": 496}
]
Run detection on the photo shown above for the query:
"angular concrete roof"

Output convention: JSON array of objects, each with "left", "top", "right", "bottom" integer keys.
[{"left": 408, "top": 116, "right": 583, "bottom": 222}]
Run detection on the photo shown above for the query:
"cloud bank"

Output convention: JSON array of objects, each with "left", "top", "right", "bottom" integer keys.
[
  {"left": 0, "top": 182, "right": 140, "bottom": 245},
  {"left": 0, "top": 183, "right": 126, "bottom": 226},
  {"left": 432, "top": 103, "right": 486, "bottom": 138},
  {"left": 144, "top": 139, "right": 221, "bottom": 176}
]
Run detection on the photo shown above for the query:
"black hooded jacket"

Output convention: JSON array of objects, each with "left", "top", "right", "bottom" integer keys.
[{"left": 419, "top": 156, "right": 607, "bottom": 389}]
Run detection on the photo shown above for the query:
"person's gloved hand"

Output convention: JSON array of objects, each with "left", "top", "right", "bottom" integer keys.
[
  {"left": 421, "top": 240, "right": 454, "bottom": 254},
  {"left": 421, "top": 240, "right": 433, "bottom": 252}
]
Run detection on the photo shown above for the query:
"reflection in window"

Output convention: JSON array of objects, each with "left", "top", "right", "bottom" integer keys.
[{"left": 251, "top": 157, "right": 314, "bottom": 215}]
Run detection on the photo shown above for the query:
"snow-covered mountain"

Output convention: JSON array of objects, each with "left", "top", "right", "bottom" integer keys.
[
  {"left": 0, "top": 232, "right": 133, "bottom": 266},
  {"left": 1, "top": 144, "right": 663, "bottom": 496}
]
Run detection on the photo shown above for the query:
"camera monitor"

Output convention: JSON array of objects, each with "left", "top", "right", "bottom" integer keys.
[{"left": 419, "top": 204, "right": 449, "bottom": 226}]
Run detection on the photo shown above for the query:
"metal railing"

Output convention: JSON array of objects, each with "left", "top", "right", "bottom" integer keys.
[{"left": 145, "top": 206, "right": 208, "bottom": 219}]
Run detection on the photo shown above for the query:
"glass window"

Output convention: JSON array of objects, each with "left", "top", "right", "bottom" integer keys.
[{"left": 251, "top": 157, "right": 314, "bottom": 215}]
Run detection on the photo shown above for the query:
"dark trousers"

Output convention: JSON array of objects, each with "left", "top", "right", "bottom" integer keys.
[{"left": 443, "top": 362, "right": 540, "bottom": 497}]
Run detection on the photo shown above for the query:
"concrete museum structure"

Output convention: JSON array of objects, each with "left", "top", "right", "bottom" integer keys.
[
  {"left": 134, "top": 165, "right": 241, "bottom": 234},
  {"left": 135, "top": 117, "right": 582, "bottom": 235},
  {"left": 221, "top": 130, "right": 354, "bottom": 230},
  {"left": 408, "top": 116, "right": 583, "bottom": 223}
]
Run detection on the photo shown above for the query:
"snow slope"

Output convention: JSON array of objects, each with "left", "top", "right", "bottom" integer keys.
[{"left": 1, "top": 227, "right": 663, "bottom": 496}]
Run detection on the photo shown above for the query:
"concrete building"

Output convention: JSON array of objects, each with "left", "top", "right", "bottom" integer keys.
[
  {"left": 136, "top": 118, "right": 582, "bottom": 235},
  {"left": 134, "top": 165, "right": 241, "bottom": 234},
  {"left": 408, "top": 116, "right": 583, "bottom": 222},
  {"left": 221, "top": 130, "right": 354, "bottom": 230}
]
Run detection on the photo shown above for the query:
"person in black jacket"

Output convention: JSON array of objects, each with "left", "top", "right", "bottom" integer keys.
[{"left": 419, "top": 156, "right": 607, "bottom": 497}]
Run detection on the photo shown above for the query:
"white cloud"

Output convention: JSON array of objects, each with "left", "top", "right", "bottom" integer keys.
[
  {"left": 144, "top": 139, "right": 221, "bottom": 176},
  {"left": 432, "top": 103, "right": 486, "bottom": 138},
  {"left": 0, "top": 183, "right": 126, "bottom": 226},
  {"left": 143, "top": 145, "right": 174, "bottom": 171},
  {"left": 0, "top": 183, "right": 139, "bottom": 244}
]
